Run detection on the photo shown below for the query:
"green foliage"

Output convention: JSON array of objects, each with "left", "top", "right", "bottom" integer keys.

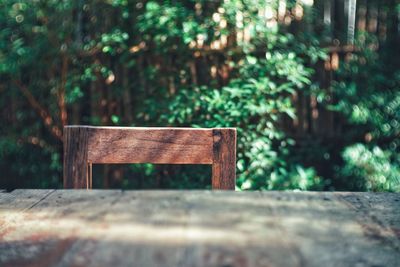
[
  {"left": 144, "top": 2, "right": 327, "bottom": 190},
  {"left": 331, "top": 28, "right": 400, "bottom": 191},
  {"left": 340, "top": 144, "right": 400, "bottom": 192},
  {"left": 0, "top": 0, "right": 398, "bottom": 191},
  {"left": 332, "top": 35, "right": 400, "bottom": 141}
]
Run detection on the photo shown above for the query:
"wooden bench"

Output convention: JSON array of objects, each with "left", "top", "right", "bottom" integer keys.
[{"left": 63, "top": 126, "right": 236, "bottom": 190}]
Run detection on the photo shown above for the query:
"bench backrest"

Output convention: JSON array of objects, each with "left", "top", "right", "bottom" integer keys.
[{"left": 63, "top": 126, "right": 236, "bottom": 190}]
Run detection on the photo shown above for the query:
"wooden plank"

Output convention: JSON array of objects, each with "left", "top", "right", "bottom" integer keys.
[
  {"left": 0, "top": 190, "right": 190, "bottom": 267},
  {"left": 1, "top": 190, "right": 399, "bottom": 267},
  {"left": 0, "top": 190, "right": 123, "bottom": 267},
  {"left": 0, "top": 189, "right": 54, "bottom": 233},
  {"left": 212, "top": 128, "right": 236, "bottom": 190},
  {"left": 63, "top": 126, "right": 90, "bottom": 189},
  {"left": 335, "top": 192, "right": 400, "bottom": 251},
  {"left": 84, "top": 126, "right": 214, "bottom": 164},
  {"left": 64, "top": 126, "right": 236, "bottom": 189},
  {"left": 0, "top": 189, "right": 54, "bottom": 212},
  {"left": 259, "top": 191, "right": 400, "bottom": 267},
  {"left": 179, "top": 191, "right": 303, "bottom": 266}
]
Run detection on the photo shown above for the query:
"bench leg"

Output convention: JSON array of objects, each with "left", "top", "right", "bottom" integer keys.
[
  {"left": 212, "top": 128, "right": 236, "bottom": 190},
  {"left": 63, "top": 126, "right": 90, "bottom": 189}
]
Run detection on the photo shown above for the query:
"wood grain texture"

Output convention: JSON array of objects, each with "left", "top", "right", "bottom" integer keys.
[
  {"left": 85, "top": 126, "right": 213, "bottom": 164},
  {"left": 63, "top": 127, "right": 89, "bottom": 189},
  {"left": 0, "top": 190, "right": 399, "bottom": 267},
  {"left": 212, "top": 128, "right": 236, "bottom": 190},
  {"left": 63, "top": 126, "right": 236, "bottom": 190},
  {"left": 0, "top": 189, "right": 55, "bottom": 235}
]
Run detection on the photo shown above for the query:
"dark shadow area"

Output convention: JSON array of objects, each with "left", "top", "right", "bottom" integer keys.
[{"left": 92, "top": 164, "right": 211, "bottom": 190}]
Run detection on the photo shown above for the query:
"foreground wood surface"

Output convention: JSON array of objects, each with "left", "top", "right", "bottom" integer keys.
[{"left": 0, "top": 190, "right": 399, "bottom": 267}]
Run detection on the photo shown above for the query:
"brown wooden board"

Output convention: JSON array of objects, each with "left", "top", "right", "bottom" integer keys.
[
  {"left": 85, "top": 126, "right": 214, "bottom": 164},
  {"left": 63, "top": 126, "right": 236, "bottom": 190},
  {"left": 63, "top": 126, "right": 90, "bottom": 189},
  {"left": 0, "top": 189, "right": 54, "bottom": 234},
  {"left": 212, "top": 128, "right": 236, "bottom": 190},
  {"left": 0, "top": 190, "right": 399, "bottom": 267}
]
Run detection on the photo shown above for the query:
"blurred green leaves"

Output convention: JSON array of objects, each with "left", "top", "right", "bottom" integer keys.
[
  {"left": 331, "top": 30, "right": 400, "bottom": 192},
  {"left": 1, "top": 0, "right": 398, "bottom": 192},
  {"left": 340, "top": 144, "right": 400, "bottom": 192}
]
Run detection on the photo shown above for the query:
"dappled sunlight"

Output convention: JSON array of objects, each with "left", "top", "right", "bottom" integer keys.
[
  {"left": 1, "top": 190, "right": 399, "bottom": 266},
  {"left": 2, "top": 210, "right": 251, "bottom": 245},
  {"left": 1, "top": 191, "right": 399, "bottom": 245}
]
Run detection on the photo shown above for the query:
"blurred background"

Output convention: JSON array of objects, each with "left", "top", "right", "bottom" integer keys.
[{"left": 0, "top": 0, "right": 399, "bottom": 191}]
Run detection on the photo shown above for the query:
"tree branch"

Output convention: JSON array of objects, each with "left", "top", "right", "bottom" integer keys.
[
  {"left": 58, "top": 54, "right": 68, "bottom": 126},
  {"left": 13, "top": 80, "right": 63, "bottom": 141}
]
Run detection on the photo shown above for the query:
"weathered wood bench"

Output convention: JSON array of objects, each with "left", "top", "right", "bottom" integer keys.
[{"left": 63, "top": 126, "right": 236, "bottom": 190}]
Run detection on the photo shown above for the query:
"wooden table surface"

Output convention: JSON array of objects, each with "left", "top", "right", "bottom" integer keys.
[{"left": 0, "top": 190, "right": 399, "bottom": 267}]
